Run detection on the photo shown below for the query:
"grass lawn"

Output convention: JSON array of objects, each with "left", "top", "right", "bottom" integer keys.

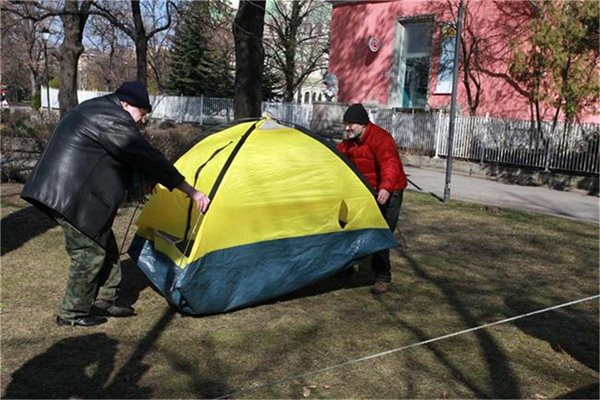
[{"left": 1, "top": 182, "right": 598, "bottom": 399}]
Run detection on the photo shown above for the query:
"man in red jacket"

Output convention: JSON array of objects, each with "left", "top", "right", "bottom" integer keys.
[{"left": 336, "top": 103, "right": 407, "bottom": 295}]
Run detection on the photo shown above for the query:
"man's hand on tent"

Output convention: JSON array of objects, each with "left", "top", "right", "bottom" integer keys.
[
  {"left": 190, "top": 190, "right": 210, "bottom": 213},
  {"left": 176, "top": 181, "right": 211, "bottom": 213}
]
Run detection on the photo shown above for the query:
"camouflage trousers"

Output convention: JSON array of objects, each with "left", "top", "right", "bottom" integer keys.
[{"left": 55, "top": 217, "right": 121, "bottom": 319}]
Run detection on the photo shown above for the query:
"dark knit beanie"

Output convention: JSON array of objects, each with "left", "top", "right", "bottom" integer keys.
[
  {"left": 115, "top": 81, "right": 152, "bottom": 112},
  {"left": 343, "top": 103, "right": 369, "bottom": 125}
]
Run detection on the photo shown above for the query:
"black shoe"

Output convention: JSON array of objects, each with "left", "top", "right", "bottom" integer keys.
[
  {"left": 93, "top": 299, "right": 136, "bottom": 317},
  {"left": 56, "top": 315, "right": 108, "bottom": 327}
]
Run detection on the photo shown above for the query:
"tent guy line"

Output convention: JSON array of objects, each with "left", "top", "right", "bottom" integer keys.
[
  {"left": 216, "top": 294, "right": 599, "bottom": 399},
  {"left": 119, "top": 202, "right": 143, "bottom": 256}
]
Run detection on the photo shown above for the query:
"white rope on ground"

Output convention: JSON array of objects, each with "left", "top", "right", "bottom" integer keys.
[{"left": 217, "top": 294, "right": 599, "bottom": 399}]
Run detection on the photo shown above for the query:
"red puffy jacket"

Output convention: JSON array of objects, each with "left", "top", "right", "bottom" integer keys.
[{"left": 337, "top": 123, "right": 407, "bottom": 192}]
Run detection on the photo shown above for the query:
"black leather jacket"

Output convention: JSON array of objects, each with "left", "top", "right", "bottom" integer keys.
[{"left": 21, "top": 94, "right": 184, "bottom": 247}]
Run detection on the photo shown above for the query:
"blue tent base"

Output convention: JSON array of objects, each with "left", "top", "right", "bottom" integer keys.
[{"left": 129, "top": 229, "right": 397, "bottom": 315}]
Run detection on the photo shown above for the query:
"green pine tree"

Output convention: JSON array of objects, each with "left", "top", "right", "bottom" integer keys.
[{"left": 167, "top": 1, "right": 234, "bottom": 97}]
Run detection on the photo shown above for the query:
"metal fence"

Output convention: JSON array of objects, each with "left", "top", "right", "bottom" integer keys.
[
  {"left": 42, "top": 88, "right": 599, "bottom": 174},
  {"left": 44, "top": 88, "right": 238, "bottom": 125},
  {"left": 375, "top": 110, "right": 599, "bottom": 175},
  {"left": 261, "top": 102, "right": 313, "bottom": 127}
]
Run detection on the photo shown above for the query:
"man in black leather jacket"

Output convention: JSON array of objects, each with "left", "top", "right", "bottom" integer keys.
[{"left": 21, "top": 81, "right": 210, "bottom": 327}]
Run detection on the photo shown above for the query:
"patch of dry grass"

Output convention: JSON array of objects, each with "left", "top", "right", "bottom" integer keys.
[{"left": 1, "top": 183, "right": 598, "bottom": 399}]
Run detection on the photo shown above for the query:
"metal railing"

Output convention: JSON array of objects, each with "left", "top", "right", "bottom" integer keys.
[
  {"left": 42, "top": 87, "right": 236, "bottom": 125},
  {"left": 261, "top": 102, "right": 313, "bottom": 127},
  {"left": 376, "top": 110, "right": 599, "bottom": 174}
]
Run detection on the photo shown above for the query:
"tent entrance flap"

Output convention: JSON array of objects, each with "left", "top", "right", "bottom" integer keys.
[
  {"left": 155, "top": 230, "right": 196, "bottom": 257},
  {"left": 155, "top": 230, "right": 182, "bottom": 244},
  {"left": 183, "top": 141, "right": 234, "bottom": 241}
]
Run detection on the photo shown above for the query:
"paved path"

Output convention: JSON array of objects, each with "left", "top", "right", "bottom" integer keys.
[{"left": 405, "top": 166, "right": 599, "bottom": 224}]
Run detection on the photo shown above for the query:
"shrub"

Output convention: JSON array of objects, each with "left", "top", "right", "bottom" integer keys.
[
  {"left": 1, "top": 111, "right": 56, "bottom": 182},
  {"left": 31, "top": 93, "right": 41, "bottom": 110},
  {"left": 1, "top": 113, "right": 211, "bottom": 183},
  {"left": 142, "top": 122, "right": 207, "bottom": 161}
]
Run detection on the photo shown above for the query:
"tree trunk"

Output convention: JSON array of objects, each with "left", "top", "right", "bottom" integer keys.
[
  {"left": 58, "top": 1, "right": 92, "bottom": 116},
  {"left": 131, "top": 0, "right": 148, "bottom": 84},
  {"left": 134, "top": 36, "right": 148, "bottom": 86},
  {"left": 233, "top": 0, "right": 266, "bottom": 119},
  {"left": 283, "top": 1, "right": 301, "bottom": 103},
  {"left": 29, "top": 70, "right": 40, "bottom": 110}
]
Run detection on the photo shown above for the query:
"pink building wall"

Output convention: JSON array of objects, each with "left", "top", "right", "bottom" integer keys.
[{"left": 329, "top": 0, "right": 599, "bottom": 123}]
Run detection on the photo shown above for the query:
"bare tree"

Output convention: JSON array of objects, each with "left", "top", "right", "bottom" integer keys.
[
  {"left": 58, "top": 0, "right": 92, "bottom": 114},
  {"left": 2, "top": 0, "right": 92, "bottom": 114},
  {"left": 90, "top": 0, "right": 176, "bottom": 85},
  {"left": 85, "top": 10, "right": 133, "bottom": 91},
  {"left": 146, "top": 0, "right": 179, "bottom": 92},
  {"left": 1, "top": 3, "right": 45, "bottom": 106},
  {"left": 233, "top": 0, "right": 266, "bottom": 119},
  {"left": 264, "top": 0, "right": 330, "bottom": 102},
  {"left": 426, "top": 0, "right": 532, "bottom": 116}
]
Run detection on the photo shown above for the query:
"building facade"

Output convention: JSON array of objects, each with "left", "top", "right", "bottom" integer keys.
[{"left": 328, "top": 0, "right": 599, "bottom": 123}]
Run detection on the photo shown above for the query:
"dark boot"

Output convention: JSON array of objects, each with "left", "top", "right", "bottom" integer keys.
[{"left": 93, "top": 299, "right": 135, "bottom": 317}]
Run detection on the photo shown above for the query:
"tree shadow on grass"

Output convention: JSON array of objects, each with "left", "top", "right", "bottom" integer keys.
[
  {"left": 559, "top": 384, "right": 600, "bottom": 400},
  {"left": 4, "top": 309, "right": 231, "bottom": 399},
  {"left": 1, "top": 251, "right": 225, "bottom": 397},
  {"left": 505, "top": 297, "right": 599, "bottom": 372},
  {"left": 393, "top": 250, "right": 521, "bottom": 398},
  {"left": 1, "top": 206, "right": 56, "bottom": 256},
  {"left": 505, "top": 296, "right": 599, "bottom": 399},
  {"left": 118, "top": 257, "right": 152, "bottom": 308},
  {"left": 101, "top": 309, "right": 174, "bottom": 398},
  {"left": 3, "top": 333, "right": 125, "bottom": 399},
  {"left": 102, "top": 307, "right": 231, "bottom": 399}
]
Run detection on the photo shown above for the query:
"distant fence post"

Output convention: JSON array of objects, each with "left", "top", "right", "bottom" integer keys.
[
  {"left": 391, "top": 110, "right": 399, "bottom": 145},
  {"left": 200, "top": 94, "right": 204, "bottom": 126},
  {"left": 544, "top": 128, "right": 554, "bottom": 172},
  {"left": 480, "top": 112, "right": 489, "bottom": 165},
  {"left": 177, "top": 94, "right": 183, "bottom": 124},
  {"left": 434, "top": 111, "right": 442, "bottom": 158}
]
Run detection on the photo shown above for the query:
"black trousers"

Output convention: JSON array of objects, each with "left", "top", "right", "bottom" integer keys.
[{"left": 372, "top": 190, "right": 403, "bottom": 282}]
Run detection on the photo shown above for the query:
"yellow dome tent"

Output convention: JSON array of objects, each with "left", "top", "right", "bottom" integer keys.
[{"left": 129, "top": 118, "right": 397, "bottom": 314}]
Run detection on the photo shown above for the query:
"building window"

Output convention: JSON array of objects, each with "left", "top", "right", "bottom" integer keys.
[
  {"left": 395, "top": 19, "right": 434, "bottom": 109},
  {"left": 304, "top": 92, "right": 310, "bottom": 103},
  {"left": 435, "top": 23, "right": 457, "bottom": 94}
]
